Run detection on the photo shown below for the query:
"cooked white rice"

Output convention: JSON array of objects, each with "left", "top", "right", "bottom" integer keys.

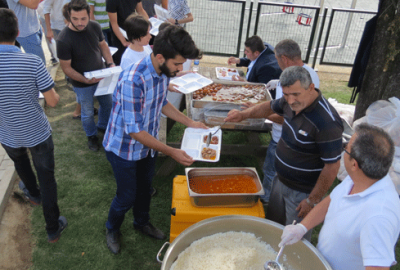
[{"left": 170, "top": 231, "right": 284, "bottom": 270}]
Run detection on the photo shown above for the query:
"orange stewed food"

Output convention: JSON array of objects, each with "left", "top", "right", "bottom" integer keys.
[{"left": 189, "top": 175, "right": 258, "bottom": 194}]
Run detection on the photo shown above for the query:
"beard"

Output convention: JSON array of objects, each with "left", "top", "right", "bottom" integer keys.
[
  {"left": 159, "top": 62, "right": 178, "bottom": 78},
  {"left": 70, "top": 21, "right": 87, "bottom": 32}
]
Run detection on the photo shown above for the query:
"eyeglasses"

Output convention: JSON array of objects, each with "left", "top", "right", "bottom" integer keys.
[{"left": 343, "top": 146, "right": 361, "bottom": 166}]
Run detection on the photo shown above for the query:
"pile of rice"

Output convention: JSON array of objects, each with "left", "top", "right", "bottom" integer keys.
[{"left": 170, "top": 231, "right": 283, "bottom": 270}]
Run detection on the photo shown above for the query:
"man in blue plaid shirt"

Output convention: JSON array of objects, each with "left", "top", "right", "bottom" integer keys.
[{"left": 103, "top": 25, "right": 207, "bottom": 254}]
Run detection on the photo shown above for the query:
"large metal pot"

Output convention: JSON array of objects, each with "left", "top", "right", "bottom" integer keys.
[{"left": 158, "top": 215, "right": 332, "bottom": 270}]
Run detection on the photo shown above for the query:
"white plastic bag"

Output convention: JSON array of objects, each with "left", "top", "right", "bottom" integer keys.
[{"left": 366, "top": 98, "right": 399, "bottom": 132}]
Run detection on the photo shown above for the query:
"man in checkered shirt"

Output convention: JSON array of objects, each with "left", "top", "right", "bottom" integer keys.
[{"left": 167, "top": 0, "right": 193, "bottom": 27}]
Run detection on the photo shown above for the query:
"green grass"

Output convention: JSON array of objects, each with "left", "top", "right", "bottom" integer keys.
[{"left": 30, "top": 78, "right": 399, "bottom": 269}]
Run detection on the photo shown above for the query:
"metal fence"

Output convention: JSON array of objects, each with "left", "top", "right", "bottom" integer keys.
[
  {"left": 185, "top": 0, "right": 377, "bottom": 67},
  {"left": 185, "top": 0, "right": 247, "bottom": 57},
  {"left": 254, "top": 2, "right": 320, "bottom": 64},
  {"left": 319, "top": 8, "right": 377, "bottom": 66}
]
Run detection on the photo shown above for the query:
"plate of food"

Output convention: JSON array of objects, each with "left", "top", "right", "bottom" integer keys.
[
  {"left": 181, "top": 127, "right": 222, "bottom": 162},
  {"left": 215, "top": 67, "right": 240, "bottom": 80}
]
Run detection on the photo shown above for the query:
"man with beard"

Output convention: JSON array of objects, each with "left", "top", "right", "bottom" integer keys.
[
  {"left": 57, "top": 0, "right": 114, "bottom": 151},
  {"left": 103, "top": 25, "right": 207, "bottom": 254}
]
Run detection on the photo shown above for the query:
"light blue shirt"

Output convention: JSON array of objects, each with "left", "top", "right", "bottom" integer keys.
[{"left": 7, "top": 0, "right": 40, "bottom": 37}]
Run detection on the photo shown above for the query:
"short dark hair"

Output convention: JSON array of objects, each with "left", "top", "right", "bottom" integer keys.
[
  {"left": 158, "top": 22, "right": 171, "bottom": 33},
  {"left": 62, "top": 3, "right": 70, "bottom": 22},
  {"left": 0, "top": 8, "right": 18, "bottom": 43},
  {"left": 280, "top": 66, "right": 312, "bottom": 89},
  {"left": 67, "top": 0, "right": 90, "bottom": 19},
  {"left": 351, "top": 123, "right": 394, "bottom": 180},
  {"left": 244, "top": 36, "right": 265, "bottom": 53},
  {"left": 124, "top": 14, "right": 151, "bottom": 42},
  {"left": 275, "top": 39, "right": 302, "bottom": 60},
  {"left": 153, "top": 25, "right": 202, "bottom": 61}
]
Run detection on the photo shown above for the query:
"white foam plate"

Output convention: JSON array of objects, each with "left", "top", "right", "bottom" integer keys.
[
  {"left": 181, "top": 127, "right": 222, "bottom": 162},
  {"left": 215, "top": 67, "right": 240, "bottom": 80},
  {"left": 84, "top": 66, "right": 122, "bottom": 79},
  {"left": 170, "top": 73, "right": 213, "bottom": 94}
]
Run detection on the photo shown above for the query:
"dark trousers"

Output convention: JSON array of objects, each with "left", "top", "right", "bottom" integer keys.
[
  {"left": 105, "top": 151, "right": 157, "bottom": 232},
  {"left": 110, "top": 29, "right": 126, "bottom": 66},
  {"left": 2, "top": 136, "right": 60, "bottom": 234}
]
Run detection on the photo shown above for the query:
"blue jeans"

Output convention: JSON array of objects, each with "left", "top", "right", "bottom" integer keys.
[
  {"left": 2, "top": 136, "right": 60, "bottom": 234},
  {"left": 16, "top": 28, "right": 46, "bottom": 64},
  {"left": 105, "top": 151, "right": 157, "bottom": 232},
  {"left": 261, "top": 139, "right": 278, "bottom": 202},
  {"left": 73, "top": 84, "right": 112, "bottom": 137},
  {"left": 102, "top": 28, "right": 112, "bottom": 45},
  {"left": 266, "top": 176, "right": 312, "bottom": 241}
]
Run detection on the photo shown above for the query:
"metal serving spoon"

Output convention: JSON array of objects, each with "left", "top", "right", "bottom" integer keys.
[
  {"left": 264, "top": 221, "right": 296, "bottom": 270},
  {"left": 206, "top": 122, "right": 226, "bottom": 146}
]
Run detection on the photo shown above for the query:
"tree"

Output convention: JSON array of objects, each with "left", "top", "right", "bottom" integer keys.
[{"left": 354, "top": 0, "right": 400, "bottom": 120}]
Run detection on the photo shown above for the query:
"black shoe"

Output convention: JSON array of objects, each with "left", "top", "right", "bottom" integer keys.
[
  {"left": 97, "top": 127, "right": 106, "bottom": 134},
  {"left": 106, "top": 229, "right": 121, "bottom": 254},
  {"left": 150, "top": 187, "right": 156, "bottom": 197},
  {"left": 134, "top": 223, "right": 165, "bottom": 240},
  {"left": 51, "top": 58, "right": 59, "bottom": 65},
  {"left": 94, "top": 108, "right": 98, "bottom": 116},
  {"left": 87, "top": 135, "right": 99, "bottom": 152},
  {"left": 48, "top": 216, "right": 68, "bottom": 243},
  {"left": 18, "top": 181, "right": 41, "bottom": 205}
]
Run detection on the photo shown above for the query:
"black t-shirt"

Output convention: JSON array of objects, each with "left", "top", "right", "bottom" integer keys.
[
  {"left": 106, "top": 0, "right": 141, "bottom": 30},
  {"left": 56, "top": 21, "right": 105, "bottom": 87}
]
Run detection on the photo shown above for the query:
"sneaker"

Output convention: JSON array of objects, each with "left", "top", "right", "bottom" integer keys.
[
  {"left": 87, "top": 135, "right": 99, "bottom": 152},
  {"left": 51, "top": 58, "right": 59, "bottom": 65},
  {"left": 18, "top": 181, "right": 41, "bottom": 206},
  {"left": 48, "top": 216, "right": 68, "bottom": 243},
  {"left": 150, "top": 187, "right": 156, "bottom": 197},
  {"left": 134, "top": 223, "right": 165, "bottom": 240},
  {"left": 106, "top": 229, "right": 121, "bottom": 254}
]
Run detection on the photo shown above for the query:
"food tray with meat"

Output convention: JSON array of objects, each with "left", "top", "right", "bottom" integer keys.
[
  {"left": 215, "top": 67, "right": 240, "bottom": 80},
  {"left": 180, "top": 127, "right": 222, "bottom": 162},
  {"left": 191, "top": 80, "right": 271, "bottom": 106},
  {"left": 170, "top": 73, "right": 213, "bottom": 94}
]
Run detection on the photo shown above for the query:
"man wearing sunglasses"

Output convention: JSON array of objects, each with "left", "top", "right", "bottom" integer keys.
[{"left": 279, "top": 123, "right": 400, "bottom": 270}]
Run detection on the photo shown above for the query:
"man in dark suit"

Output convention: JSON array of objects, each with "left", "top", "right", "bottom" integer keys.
[{"left": 228, "top": 35, "right": 282, "bottom": 96}]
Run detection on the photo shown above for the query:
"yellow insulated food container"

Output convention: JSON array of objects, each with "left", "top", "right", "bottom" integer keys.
[{"left": 170, "top": 175, "right": 265, "bottom": 242}]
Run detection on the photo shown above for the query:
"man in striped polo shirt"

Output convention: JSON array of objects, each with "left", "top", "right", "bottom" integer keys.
[
  {"left": 89, "top": 0, "right": 111, "bottom": 44},
  {"left": 226, "top": 66, "right": 343, "bottom": 241},
  {"left": 0, "top": 8, "right": 67, "bottom": 243}
]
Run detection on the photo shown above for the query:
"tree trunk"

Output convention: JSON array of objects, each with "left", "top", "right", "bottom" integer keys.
[{"left": 354, "top": 0, "right": 400, "bottom": 120}]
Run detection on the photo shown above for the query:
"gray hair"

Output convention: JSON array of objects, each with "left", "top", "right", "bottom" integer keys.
[
  {"left": 275, "top": 39, "right": 302, "bottom": 60},
  {"left": 279, "top": 66, "right": 312, "bottom": 89},
  {"left": 351, "top": 123, "right": 394, "bottom": 179}
]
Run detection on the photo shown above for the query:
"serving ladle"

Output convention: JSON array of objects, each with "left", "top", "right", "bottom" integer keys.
[
  {"left": 206, "top": 122, "right": 227, "bottom": 146},
  {"left": 264, "top": 220, "right": 296, "bottom": 270}
]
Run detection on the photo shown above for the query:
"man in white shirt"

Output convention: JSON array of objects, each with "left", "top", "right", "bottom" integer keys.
[{"left": 279, "top": 123, "right": 400, "bottom": 270}]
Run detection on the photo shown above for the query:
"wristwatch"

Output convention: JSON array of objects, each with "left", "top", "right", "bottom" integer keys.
[
  {"left": 306, "top": 198, "right": 317, "bottom": 208},
  {"left": 106, "top": 62, "right": 114, "bottom": 67},
  {"left": 175, "top": 19, "right": 179, "bottom": 25}
]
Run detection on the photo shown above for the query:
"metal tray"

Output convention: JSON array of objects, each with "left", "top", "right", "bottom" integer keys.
[
  {"left": 185, "top": 167, "right": 264, "bottom": 207},
  {"left": 191, "top": 79, "right": 272, "bottom": 109}
]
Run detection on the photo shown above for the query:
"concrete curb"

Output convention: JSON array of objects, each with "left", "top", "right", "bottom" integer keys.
[{"left": 0, "top": 146, "right": 18, "bottom": 223}]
